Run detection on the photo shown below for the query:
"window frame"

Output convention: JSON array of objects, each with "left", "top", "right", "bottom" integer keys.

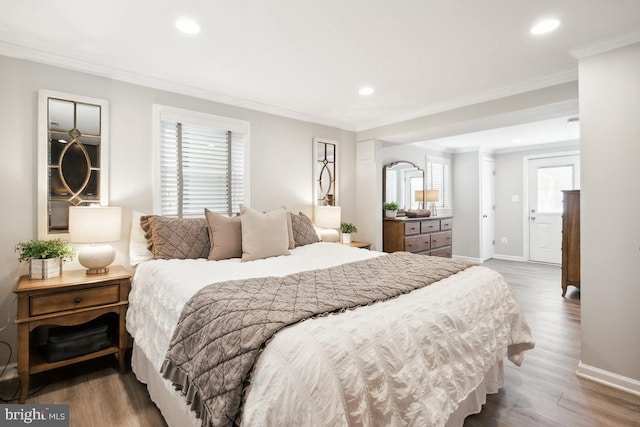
[
  {"left": 152, "top": 105, "right": 250, "bottom": 217},
  {"left": 426, "top": 155, "right": 452, "bottom": 214}
]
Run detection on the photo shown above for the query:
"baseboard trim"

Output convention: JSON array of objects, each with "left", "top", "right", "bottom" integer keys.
[
  {"left": 0, "top": 362, "right": 18, "bottom": 382},
  {"left": 576, "top": 361, "right": 640, "bottom": 397},
  {"left": 453, "top": 255, "right": 482, "bottom": 263},
  {"left": 491, "top": 254, "right": 527, "bottom": 262}
]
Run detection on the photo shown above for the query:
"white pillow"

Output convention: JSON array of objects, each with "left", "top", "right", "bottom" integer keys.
[
  {"left": 129, "top": 211, "right": 153, "bottom": 266},
  {"left": 240, "top": 206, "right": 290, "bottom": 262}
]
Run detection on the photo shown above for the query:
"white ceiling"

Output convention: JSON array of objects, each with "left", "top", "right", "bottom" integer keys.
[
  {"left": 1, "top": 1, "right": 639, "bottom": 135},
  {"left": 414, "top": 115, "right": 580, "bottom": 153}
]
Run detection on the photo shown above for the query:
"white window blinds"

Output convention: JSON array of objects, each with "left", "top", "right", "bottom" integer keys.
[
  {"left": 426, "top": 155, "right": 451, "bottom": 210},
  {"left": 155, "top": 106, "right": 249, "bottom": 217}
]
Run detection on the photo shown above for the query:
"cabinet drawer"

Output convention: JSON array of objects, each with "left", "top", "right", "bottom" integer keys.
[
  {"left": 405, "top": 234, "right": 430, "bottom": 253},
  {"left": 30, "top": 285, "right": 120, "bottom": 316},
  {"left": 420, "top": 220, "right": 440, "bottom": 233},
  {"left": 404, "top": 222, "right": 420, "bottom": 235},
  {"left": 440, "top": 218, "right": 453, "bottom": 230},
  {"left": 430, "top": 230, "right": 452, "bottom": 249},
  {"left": 430, "top": 245, "right": 452, "bottom": 258}
]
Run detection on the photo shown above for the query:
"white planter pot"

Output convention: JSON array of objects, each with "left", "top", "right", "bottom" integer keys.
[
  {"left": 385, "top": 210, "right": 397, "bottom": 218},
  {"left": 29, "top": 258, "right": 62, "bottom": 279},
  {"left": 342, "top": 233, "right": 352, "bottom": 244}
]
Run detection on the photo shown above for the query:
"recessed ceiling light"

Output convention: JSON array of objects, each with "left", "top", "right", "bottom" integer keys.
[
  {"left": 530, "top": 18, "right": 561, "bottom": 35},
  {"left": 358, "top": 86, "right": 375, "bottom": 96},
  {"left": 176, "top": 18, "right": 201, "bottom": 35}
]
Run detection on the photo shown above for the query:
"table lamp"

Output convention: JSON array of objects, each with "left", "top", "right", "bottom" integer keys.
[
  {"left": 69, "top": 206, "right": 122, "bottom": 275},
  {"left": 314, "top": 205, "right": 341, "bottom": 242},
  {"left": 426, "top": 190, "right": 439, "bottom": 217},
  {"left": 414, "top": 190, "right": 424, "bottom": 209}
]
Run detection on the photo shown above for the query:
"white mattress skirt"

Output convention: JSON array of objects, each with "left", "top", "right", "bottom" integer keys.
[{"left": 131, "top": 342, "right": 504, "bottom": 427}]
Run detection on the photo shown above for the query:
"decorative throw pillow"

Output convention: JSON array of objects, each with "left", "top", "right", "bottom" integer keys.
[
  {"left": 204, "top": 209, "right": 242, "bottom": 260},
  {"left": 129, "top": 211, "right": 153, "bottom": 266},
  {"left": 140, "top": 215, "right": 210, "bottom": 260},
  {"left": 286, "top": 212, "right": 295, "bottom": 249},
  {"left": 290, "top": 212, "right": 320, "bottom": 247},
  {"left": 239, "top": 206, "right": 290, "bottom": 262}
]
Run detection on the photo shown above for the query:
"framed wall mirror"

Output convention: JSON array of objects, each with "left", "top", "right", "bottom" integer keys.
[
  {"left": 38, "top": 90, "right": 110, "bottom": 239},
  {"left": 313, "top": 138, "right": 338, "bottom": 206},
  {"left": 383, "top": 161, "right": 424, "bottom": 212}
]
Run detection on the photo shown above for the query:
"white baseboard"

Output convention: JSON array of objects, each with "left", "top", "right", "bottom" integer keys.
[
  {"left": 576, "top": 361, "right": 640, "bottom": 397},
  {"left": 452, "top": 255, "right": 482, "bottom": 263},
  {"left": 491, "top": 254, "right": 527, "bottom": 262},
  {"left": 0, "top": 361, "right": 18, "bottom": 382}
]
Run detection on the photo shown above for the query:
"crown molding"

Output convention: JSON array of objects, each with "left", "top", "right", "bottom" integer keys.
[
  {"left": 0, "top": 41, "right": 356, "bottom": 132},
  {"left": 570, "top": 27, "right": 640, "bottom": 59},
  {"left": 355, "top": 69, "right": 578, "bottom": 132}
]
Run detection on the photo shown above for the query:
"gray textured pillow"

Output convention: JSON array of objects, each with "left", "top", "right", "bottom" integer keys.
[
  {"left": 140, "top": 215, "right": 210, "bottom": 260},
  {"left": 240, "top": 206, "right": 290, "bottom": 262},
  {"left": 290, "top": 212, "right": 320, "bottom": 247},
  {"left": 204, "top": 209, "right": 242, "bottom": 260},
  {"left": 286, "top": 212, "right": 295, "bottom": 249}
]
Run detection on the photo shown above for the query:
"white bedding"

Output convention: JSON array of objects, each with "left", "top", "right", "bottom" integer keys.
[{"left": 126, "top": 242, "right": 533, "bottom": 426}]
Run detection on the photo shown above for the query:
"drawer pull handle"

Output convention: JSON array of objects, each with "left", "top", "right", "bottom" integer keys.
[{"left": 74, "top": 297, "right": 81, "bottom": 304}]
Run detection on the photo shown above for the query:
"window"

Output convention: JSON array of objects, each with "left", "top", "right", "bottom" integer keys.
[
  {"left": 153, "top": 105, "right": 249, "bottom": 217},
  {"left": 426, "top": 155, "right": 451, "bottom": 211}
]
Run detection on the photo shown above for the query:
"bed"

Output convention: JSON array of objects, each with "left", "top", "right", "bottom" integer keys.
[{"left": 125, "top": 210, "right": 534, "bottom": 427}]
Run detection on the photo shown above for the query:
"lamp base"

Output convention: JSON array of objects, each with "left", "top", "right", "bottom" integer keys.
[
  {"left": 86, "top": 267, "right": 110, "bottom": 275},
  {"left": 78, "top": 244, "right": 116, "bottom": 275},
  {"left": 430, "top": 202, "right": 438, "bottom": 217}
]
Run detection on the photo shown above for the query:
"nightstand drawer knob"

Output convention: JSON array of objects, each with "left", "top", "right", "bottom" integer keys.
[{"left": 74, "top": 297, "right": 81, "bottom": 304}]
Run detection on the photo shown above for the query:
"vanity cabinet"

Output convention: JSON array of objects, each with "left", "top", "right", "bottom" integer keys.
[{"left": 383, "top": 217, "right": 453, "bottom": 257}]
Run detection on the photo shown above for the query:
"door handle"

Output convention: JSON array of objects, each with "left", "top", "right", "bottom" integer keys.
[
  {"left": 482, "top": 214, "right": 488, "bottom": 218},
  {"left": 530, "top": 216, "right": 536, "bottom": 221}
]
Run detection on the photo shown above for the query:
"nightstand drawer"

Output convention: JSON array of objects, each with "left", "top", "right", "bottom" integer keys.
[
  {"left": 440, "top": 219, "right": 453, "bottom": 230},
  {"left": 30, "top": 285, "right": 120, "bottom": 316}
]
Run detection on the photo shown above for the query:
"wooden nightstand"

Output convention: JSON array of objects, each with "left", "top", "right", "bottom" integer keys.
[
  {"left": 343, "top": 241, "right": 371, "bottom": 250},
  {"left": 13, "top": 266, "right": 131, "bottom": 403}
]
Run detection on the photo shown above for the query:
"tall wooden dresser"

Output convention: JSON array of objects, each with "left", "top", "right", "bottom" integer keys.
[
  {"left": 561, "top": 190, "right": 580, "bottom": 296},
  {"left": 383, "top": 216, "right": 453, "bottom": 257}
]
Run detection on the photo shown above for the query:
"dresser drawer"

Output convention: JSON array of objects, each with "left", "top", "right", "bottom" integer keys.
[
  {"left": 30, "top": 284, "right": 120, "bottom": 316},
  {"left": 440, "top": 218, "right": 453, "bottom": 230},
  {"left": 430, "top": 246, "right": 452, "bottom": 258},
  {"left": 420, "top": 220, "right": 440, "bottom": 233},
  {"left": 404, "top": 222, "right": 420, "bottom": 235},
  {"left": 405, "top": 234, "right": 430, "bottom": 253},
  {"left": 430, "top": 230, "right": 452, "bottom": 249}
]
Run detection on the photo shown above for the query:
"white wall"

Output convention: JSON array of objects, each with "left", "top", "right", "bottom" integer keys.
[
  {"left": 0, "top": 55, "right": 356, "bottom": 364},
  {"left": 493, "top": 142, "right": 580, "bottom": 259},
  {"left": 451, "top": 151, "right": 481, "bottom": 259},
  {"left": 579, "top": 42, "right": 640, "bottom": 384}
]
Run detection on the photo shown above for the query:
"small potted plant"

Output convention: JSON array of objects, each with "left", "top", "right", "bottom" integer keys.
[
  {"left": 15, "top": 239, "right": 75, "bottom": 279},
  {"left": 340, "top": 222, "right": 358, "bottom": 244},
  {"left": 383, "top": 201, "right": 399, "bottom": 218}
]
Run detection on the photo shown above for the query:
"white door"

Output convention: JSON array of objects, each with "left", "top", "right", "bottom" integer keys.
[
  {"left": 527, "top": 155, "right": 580, "bottom": 263},
  {"left": 481, "top": 158, "right": 494, "bottom": 261}
]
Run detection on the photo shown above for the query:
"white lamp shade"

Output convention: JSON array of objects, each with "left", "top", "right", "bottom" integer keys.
[
  {"left": 69, "top": 206, "right": 122, "bottom": 243},
  {"left": 314, "top": 205, "right": 341, "bottom": 229},
  {"left": 426, "top": 190, "right": 440, "bottom": 203},
  {"left": 414, "top": 190, "right": 424, "bottom": 202}
]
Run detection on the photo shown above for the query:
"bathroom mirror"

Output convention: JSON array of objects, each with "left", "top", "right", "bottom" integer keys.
[
  {"left": 383, "top": 161, "right": 424, "bottom": 211},
  {"left": 38, "top": 90, "right": 110, "bottom": 239},
  {"left": 313, "top": 138, "right": 338, "bottom": 206}
]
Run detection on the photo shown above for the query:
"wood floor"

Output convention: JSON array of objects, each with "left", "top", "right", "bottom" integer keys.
[{"left": 1, "top": 259, "right": 639, "bottom": 426}]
